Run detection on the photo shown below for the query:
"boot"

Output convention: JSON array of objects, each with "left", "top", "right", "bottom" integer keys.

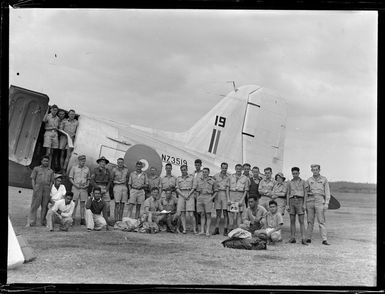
[
  {"left": 212, "top": 227, "right": 220, "bottom": 235},
  {"left": 223, "top": 228, "right": 228, "bottom": 236}
]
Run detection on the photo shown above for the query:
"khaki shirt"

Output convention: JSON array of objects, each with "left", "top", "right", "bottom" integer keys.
[
  {"left": 213, "top": 172, "right": 230, "bottom": 191},
  {"left": 306, "top": 175, "right": 331, "bottom": 204},
  {"left": 148, "top": 175, "right": 161, "bottom": 191},
  {"left": 129, "top": 171, "right": 148, "bottom": 189},
  {"left": 258, "top": 178, "right": 276, "bottom": 196},
  {"left": 288, "top": 178, "right": 306, "bottom": 198},
  {"left": 242, "top": 205, "right": 267, "bottom": 223},
  {"left": 69, "top": 165, "right": 90, "bottom": 188},
  {"left": 91, "top": 167, "right": 111, "bottom": 186},
  {"left": 143, "top": 197, "right": 161, "bottom": 213},
  {"left": 112, "top": 166, "right": 129, "bottom": 185},
  {"left": 228, "top": 174, "right": 250, "bottom": 192},
  {"left": 195, "top": 177, "right": 218, "bottom": 195},
  {"left": 160, "top": 197, "right": 177, "bottom": 213},
  {"left": 31, "top": 165, "right": 54, "bottom": 186},
  {"left": 272, "top": 182, "right": 287, "bottom": 198},
  {"left": 264, "top": 212, "right": 283, "bottom": 229},
  {"left": 160, "top": 175, "right": 177, "bottom": 191},
  {"left": 44, "top": 113, "right": 60, "bottom": 130},
  {"left": 176, "top": 174, "right": 194, "bottom": 190},
  {"left": 59, "top": 118, "right": 78, "bottom": 138}
]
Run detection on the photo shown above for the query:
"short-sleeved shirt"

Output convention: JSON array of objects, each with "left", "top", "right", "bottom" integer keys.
[
  {"left": 160, "top": 175, "right": 177, "bottom": 191},
  {"left": 143, "top": 197, "right": 161, "bottom": 212},
  {"left": 195, "top": 177, "right": 218, "bottom": 195},
  {"left": 306, "top": 175, "right": 331, "bottom": 202},
  {"left": 160, "top": 197, "right": 177, "bottom": 213},
  {"left": 92, "top": 167, "right": 111, "bottom": 186},
  {"left": 265, "top": 212, "right": 284, "bottom": 229},
  {"left": 242, "top": 205, "right": 267, "bottom": 223},
  {"left": 31, "top": 165, "right": 54, "bottom": 186},
  {"left": 59, "top": 118, "right": 79, "bottom": 138},
  {"left": 228, "top": 174, "right": 250, "bottom": 192},
  {"left": 176, "top": 174, "right": 194, "bottom": 190},
  {"left": 148, "top": 175, "right": 161, "bottom": 191},
  {"left": 272, "top": 182, "right": 287, "bottom": 198},
  {"left": 86, "top": 197, "right": 105, "bottom": 214},
  {"left": 50, "top": 184, "right": 66, "bottom": 202},
  {"left": 129, "top": 171, "right": 148, "bottom": 189},
  {"left": 213, "top": 172, "right": 230, "bottom": 191},
  {"left": 288, "top": 178, "right": 306, "bottom": 198},
  {"left": 112, "top": 166, "right": 129, "bottom": 185},
  {"left": 258, "top": 178, "right": 276, "bottom": 195},
  {"left": 69, "top": 165, "right": 90, "bottom": 187},
  {"left": 44, "top": 113, "right": 60, "bottom": 130},
  {"left": 52, "top": 199, "right": 75, "bottom": 218}
]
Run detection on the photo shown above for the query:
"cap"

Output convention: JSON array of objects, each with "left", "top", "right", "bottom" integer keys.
[{"left": 78, "top": 155, "right": 86, "bottom": 160}]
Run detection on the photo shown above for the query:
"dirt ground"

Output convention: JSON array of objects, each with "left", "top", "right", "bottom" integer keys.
[{"left": 7, "top": 186, "right": 376, "bottom": 286}]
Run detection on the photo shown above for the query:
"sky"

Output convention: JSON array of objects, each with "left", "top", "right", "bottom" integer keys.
[{"left": 9, "top": 9, "right": 377, "bottom": 183}]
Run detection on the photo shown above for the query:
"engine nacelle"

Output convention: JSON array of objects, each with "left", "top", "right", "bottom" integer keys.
[{"left": 123, "top": 144, "right": 162, "bottom": 176}]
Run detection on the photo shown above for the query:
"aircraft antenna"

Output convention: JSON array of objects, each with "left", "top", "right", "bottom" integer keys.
[{"left": 226, "top": 81, "right": 238, "bottom": 92}]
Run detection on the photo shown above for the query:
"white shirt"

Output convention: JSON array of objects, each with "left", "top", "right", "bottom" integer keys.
[
  {"left": 50, "top": 184, "right": 67, "bottom": 202},
  {"left": 51, "top": 199, "right": 75, "bottom": 218}
]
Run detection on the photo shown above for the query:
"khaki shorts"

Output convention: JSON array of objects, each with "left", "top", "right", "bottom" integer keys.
[
  {"left": 129, "top": 189, "right": 145, "bottom": 205},
  {"left": 289, "top": 197, "right": 304, "bottom": 215},
  {"left": 43, "top": 130, "right": 59, "bottom": 148},
  {"left": 113, "top": 184, "right": 128, "bottom": 203},
  {"left": 72, "top": 186, "right": 88, "bottom": 201},
  {"left": 214, "top": 190, "right": 227, "bottom": 210},
  {"left": 59, "top": 135, "right": 74, "bottom": 150},
  {"left": 177, "top": 191, "right": 195, "bottom": 212},
  {"left": 197, "top": 194, "right": 213, "bottom": 214},
  {"left": 228, "top": 191, "right": 244, "bottom": 212}
]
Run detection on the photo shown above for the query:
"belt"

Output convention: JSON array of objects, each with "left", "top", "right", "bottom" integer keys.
[
  {"left": 218, "top": 189, "right": 227, "bottom": 192},
  {"left": 230, "top": 190, "right": 243, "bottom": 192},
  {"left": 291, "top": 196, "right": 303, "bottom": 199},
  {"left": 95, "top": 183, "right": 108, "bottom": 186},
  {"left": 45, "top": 129, "right": 57, "bottom": 132},
  {"left": 114, "top": 183, "right": 126, "bottom": 185},
  {"left": 132, "top": 187, "right": 143, "bottom": 190},
  {"left": 278, "top": 196, "right": 286, "bottom": 199},
  {"left": 180, "top": 189, "right": 191, "bottom": 191},
  {"left": 199, "top": 193, "right": 212, "bottom": 195}
]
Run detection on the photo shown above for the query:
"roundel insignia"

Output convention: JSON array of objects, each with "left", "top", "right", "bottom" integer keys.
[{"left": 123, "top": 144, "right": 162, "bottom": 177}]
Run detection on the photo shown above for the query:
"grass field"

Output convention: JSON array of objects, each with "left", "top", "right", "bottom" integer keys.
[{"left": 7, "top": 186, "right": 376, "bottom": 286}]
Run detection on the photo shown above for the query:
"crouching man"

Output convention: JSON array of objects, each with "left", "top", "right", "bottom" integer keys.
[
  {"left": 46, "top": 192, "right": 75, "bottom": 232},
  {"left": 85, "top": 187, "right": 108, "bottom": 232},
  {"left": 255, "top": 200, "right": 283, "bottom": 243},
  {"left": 159, "top": 190, "right": 179, "bottom": 233},
  {"left": 141, "top": 187, "right": 163, "bottom": 224},
  {"left": 239, "top": 196, "right": 267, "bottom": 233}
]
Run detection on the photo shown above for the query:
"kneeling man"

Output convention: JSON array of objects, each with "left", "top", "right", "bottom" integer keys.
[
  {"left": 240, "top": 195, "right": 267, "bottom": 233},
  {"left": 46, "top": 192, "right": 75, "bottom": 232},
  {"left": 160, "top": 190, "right": 179, "bottom": 233},
  {"left": 256, "top": 200, "right": 283, "bottom": 243},
  {"left": 142, "top": 187, "right": 163, "bottom": 224},
  {"left": 85, "top": 187, "right": 108, "bottom": 231}
]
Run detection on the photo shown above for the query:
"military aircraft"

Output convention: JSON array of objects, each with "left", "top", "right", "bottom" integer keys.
[{"left": 8, "top": 84, "right": 287, "bottom": 189}]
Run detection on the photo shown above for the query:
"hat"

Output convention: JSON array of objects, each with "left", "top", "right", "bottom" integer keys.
[
  {"left": 78, "top": 155, "right": 86, "bottom": 160},
  {"left": 275, "top": 172, "right": 286, "bottom": 181},
  {"left": 54, "top": 174, "right": 63, "bottom": 179},
  {"left": 96, "top": 156, "right": 109, "bottom": 164},
  {"left": 136, "top": 161, "right": 143, "bottom": 166}
]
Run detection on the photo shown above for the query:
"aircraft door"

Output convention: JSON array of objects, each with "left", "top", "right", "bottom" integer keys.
[{"left": 9, "top": 85, "right": 49, "bottom": 166}]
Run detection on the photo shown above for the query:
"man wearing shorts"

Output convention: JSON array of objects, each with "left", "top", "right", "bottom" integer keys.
[
  {"left": 258, "top": 167, "right": 276, "bottom": 210},
  {"left": 242, "top": 163, "right": 252, "bottom": 208},
  {"left": 142, "top": 187, "right": 163, "bottom": 224},
  {"left": 160, "top": 190, "right": 179, "bottom": 233},
  {"left": 227, "top": 164, "right": 249, "bottom": 230},
  {"left": 146, "top": 167, "right": 161, "bottom": 199},
  {"left": 193, "top": 159, "right": 203, "bottom": 229},
  {"left": 69, "top": 155, "right": 90, "bottom": 225},
  {"left": 160, "top": 163, "right": 177, "bottom": 200},
  {"left": 256, "top": 200, "right": 283, "bottom": 243},
  {"left": 128, "top": 161, "right": 148, "bottom": 219},
  {"left": 111, "top": 158, "right": 129, "bottom": 222},
  {"left": 287, "top": 167, "right": 308, "bottom": 245},
  {"left": 91, "top": 156, "right": 112, "bottom": 222},
  {"left": 272, "top": 172, "right": 287, "bottom": 216},
  {"left": 195, "top": 168, "right": 218, "bottom": 236},
  {"left": 59, "top": 109, "right": 78, "bottom": 172},
  {"left": 43, "top": 105, "right": 60, "bottom": 169},
  {"left": 176, "top": 164, "right": 196, "bottom": 234},
  {"left": 212, "top": 162, "right": 230, "bottom": 236}
]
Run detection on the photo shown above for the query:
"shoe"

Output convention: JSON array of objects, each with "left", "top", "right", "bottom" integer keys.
[
  {"left": 301, "top": 240, "right": 308, "bottom": 245},
  {"left": 223, "top": 228, "right": 228, "bottom": 236},
  {"left": 306, "top": 239, "right": 311, "bottom": 243},
  {"left": 206, "top": 232, "right": 210, "bottom": 237},
  {"left": 322, "top": 240, "right": 331, "bottom": 245},
  {"left": 49, "top": 229, "right": 53, "bottom": 232},
  {"left": 80, "top": 219, "right": 86, "bottom": 226},
  {"left": 87, "top": 228, "right": 92, "bottom": 232},
  {"left": 182, "top": 230, "right": 186, "bottom": 234},
  {"left": 288, "top": 238, "right": 296, "bottom": 243},
  {"left": 197, "top": 232, "right": 205, "bottom": 235},
  {"left": 212, "top": 227, "right": 220, "bottom": 235}
]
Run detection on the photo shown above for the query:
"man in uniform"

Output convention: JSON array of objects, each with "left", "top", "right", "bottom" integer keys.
[
  {"left": 287, "top": 167, "right": 308, "bottom": 245},
  {"left": 195, "top": 168, "right": 218, "bottom": 236},
  {"left": 227, "top": 164, "right": 249, "bottom": 230},
  {"left": 160, "top": 190, "right": 179, "bottom": 233},
  {"left": 257, "top": 200, "right": 284, "bottom": 243},
  {"left": 59, "top": 109, "right": 79, "bottom": 172},
  {"left": 85, "top": 187, "right": 108, "bottom": 231},
  {"left": 27, "top": 155, "right": 54, "bottom": 227},
  {"left": 212, "top": 162, "right": 230, "bottom": 236},
  {"left": 46, "top": 192, "right": 75, "bottom": 232},
  {"left": 240, "top": 195, "right": 267, "bottom": 233},
  {"left": 69, "top": 155, "right": 90, "bottom": 225},
  {"left": 160, "top": 163, "right": 177, "bottom": 200},
  {"left": 90, "top": 156, "right": 112, "bottom": 222},
  {"left": 306, "top": 164, "right": 331, "bottom": 245},
  {"left": 146, "top": 166, "right": 161, "bottom": 199},
  {"left": 272, "top": 172, "right": 287, "bottom": 216},
  {"left": 249, "top": 166, "right": 261, "bottom": 201},
  {"left": 42, "top": 105, "right": 60, "bottom": 169},
  {"left": 242, "top": 163, "right": 252, "bottom": 208},
  {"left": 142, "top": 187, "right": 162, "bottom": 224},
  {"left": 111, "top": 158, "right": 129, "bottom": 222},
  {"left": 176, "top": 164, "right": 196, "bottom": 234},
  {"left": 258, "top": 167, "right": 276, "bottom": 210},
  {"left": 193, "top": 159, "right": 203, "bottom": 229},
  {"left": 49, "top": 174, "right": 66, "bottom": 209},
  {"left": 128, "top": 161, "right": 148, "bottom": 219}
]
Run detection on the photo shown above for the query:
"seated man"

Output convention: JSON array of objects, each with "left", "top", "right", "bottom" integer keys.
[
  {"left": 141, "top": 187, "right": 163, "bottom": 224},
  {"left": 256, "top": 200, "right": 284, "bottom": 243},
  {"left": 46, "top": 192, "right": 75, "bottom": 232},
  {"left": 85, "top": 187, "right": 108, "bottom": 231},
  {"left": 240, "top": 195, "right": 267, "bottom": 233},
  {"left": 159, "top": 190, "right": 178, "bottom": 233},
  {"left": 48, "top": 174, "right": 66, "bottom": 209}
]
